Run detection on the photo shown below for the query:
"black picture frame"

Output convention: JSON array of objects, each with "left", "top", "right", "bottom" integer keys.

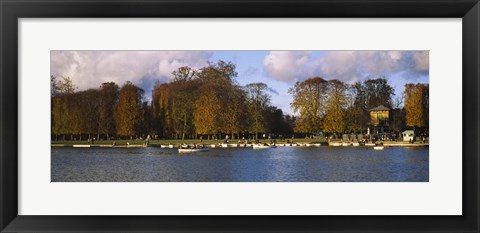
[{"left": 1, "top": 0, "right": 479, "bottom": 232}]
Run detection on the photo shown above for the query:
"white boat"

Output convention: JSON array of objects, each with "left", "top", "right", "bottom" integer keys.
[
  {"left": 252, "top": 143, "right": 276, "bottom": 149},
  {"left": 168, "top": 144, "right": 174, "bottom": 148},
  {"left": 228, "top": 143, "right": 238, "bottom": 147},
  {"left": 342, "top": 142, "right": 351, "bottom": 147},
  {"left": 373, "top": 143, "right": 384, "bottom": 150},
  {"left": 160, "top": 144, "right": 167, "bottom": 148},
  {"left": 352, "top": 142, "right": 360, "bottom": 147},
  {"left": 330, "top": 142, "right": 342, "bottom": 147},
  {"left": 73, "top": 145, "right": 90, "bottom": 148},
  {"left": 178, "top": 148, "right": 210, "bottom": 153},
  {"left": 305, "top": 142, "right": 321, "bottom": 147},
  {"left": 220, "top": 143, "right": 229, "bottom": 148}
]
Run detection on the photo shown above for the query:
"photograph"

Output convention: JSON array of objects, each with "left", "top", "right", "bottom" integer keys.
[{"left": 50, "top": 50, "right": 429, "bottom": 182}]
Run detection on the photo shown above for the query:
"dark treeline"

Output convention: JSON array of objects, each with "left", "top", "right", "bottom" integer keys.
[{"left": 51, "top": 60, "right": 428, "bottom": 141}]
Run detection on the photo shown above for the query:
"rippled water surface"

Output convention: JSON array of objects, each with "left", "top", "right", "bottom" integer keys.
[{"left": 51, "top": 146, "right": 429, "bottom": 182}]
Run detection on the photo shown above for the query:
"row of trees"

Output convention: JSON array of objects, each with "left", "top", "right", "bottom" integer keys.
[
  {"left": 151, "top": 61, "right": 292, "bottom": 140},
  {"left": 51, "top": 61, "right": 293, "bottom": 140},
  {"left": 51, "top": 61, "right": 429, "bottom": 141},
  {"left": 289, "top": 76, "right": 428, "bottom": 136},
  {"left": 52, "top": 77, "right": 150, "bottom": 140}
]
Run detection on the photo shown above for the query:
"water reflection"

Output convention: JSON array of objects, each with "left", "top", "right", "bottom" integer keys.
[{"left": 51, "top": 147, "right": 429, "bottom": 182}]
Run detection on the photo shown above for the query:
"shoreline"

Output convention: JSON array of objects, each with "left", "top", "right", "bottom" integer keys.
[{"left": 51, "top": 141, "right": 428, "bottom": 148}]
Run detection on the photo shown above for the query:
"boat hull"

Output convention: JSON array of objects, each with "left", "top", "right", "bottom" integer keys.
[
  {"left": 252, "top": 144, "right": 276, "bottom": 149},
  {"left": 178, "top": 148, "right": 209, "bottom": 153}
]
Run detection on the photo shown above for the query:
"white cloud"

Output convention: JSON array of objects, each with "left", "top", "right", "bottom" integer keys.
[
  {"left": 50, "top": 51, "right": 213, "bottom": 91},
  {"left": 262, "top": 51, "right": 429, "bottom": 84},
  {"left": 412, "top": 51, "right": 429, "bottom": 71},
  {"left": 263, "top": 51, "right": 314, "bottom": 82}
]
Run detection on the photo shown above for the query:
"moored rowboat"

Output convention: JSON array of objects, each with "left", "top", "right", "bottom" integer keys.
[
  {"left": 306, "top": 143, "right": 321, "bottom": 147},
  {"left": 330, "top": 142, "right": 342, "bottom": 147},
  {"left": 178, "top": 148, "right": 210, "bottom": 153},
  {"left": 252, "top": 143, "right": 276, "bottom": 149},
  {"left": 373, "top": 142, "right": 384, "bottom": 150}
]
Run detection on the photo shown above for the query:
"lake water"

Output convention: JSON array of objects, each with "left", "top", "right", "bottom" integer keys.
[{"left": 51, "top": 146, "right": 429, "bottom": 182}]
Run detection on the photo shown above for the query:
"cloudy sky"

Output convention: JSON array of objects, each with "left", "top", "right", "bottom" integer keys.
[{"left": 51, "top": 50, "right": 429, "bottom": 115}]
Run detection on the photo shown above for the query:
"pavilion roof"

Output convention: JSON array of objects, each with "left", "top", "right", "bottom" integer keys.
[{"left": 369, "top": 105, "right": 390, "bottom": 111}]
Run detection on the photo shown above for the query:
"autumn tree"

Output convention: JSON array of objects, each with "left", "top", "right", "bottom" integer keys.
[
  {"left": 98, "top": 82, "right": 119, "bottom": 140},
  {"left": 323, "top": 80, "right": 347, "bottom": 136},
  {"left": 192, "top": 61, "right": 247, "bottom": 139},
  {"left": 289, "top": 77, "right": 328, "bottom": 134},
  {"left": 67, "top": 94, "right": 83, "bottom": 138},
  {"left": 170, "top": 66, "right": 200, "bottom": 140},
  {"left": 345, "top": 82, "right": 370, "bottom": 132},
  {"left": 50, "top": 75, "right": 77, "bottom": 140},
  {"left": 245, "top": 82, "right": 271, "bottom": 140},
  {"left": 81, "top": 89, "right": 100, "bottom": 137},
  {"left": 51, "top": 94, "right": 72, "bottom": 140},
  {"left": 404, "top": 83, "right": 429, "bottom": 128},
  {"left": 152, "top": 83, "right": 175, "bottom": 138},
  {"left": 193, "top": 82, "right": 223, "bottom": 138},
  {"left": 51, "top": 76, "right": 77, "bottom": 140},
  {"left": 115, "top": 82, "right": 145, "bottom": 138},
  {"left": 196, "top": 60, "right": 238, "bottom": 83},
  {"left": 221, "top": 84, "right": 248, "bottom": 139}
]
